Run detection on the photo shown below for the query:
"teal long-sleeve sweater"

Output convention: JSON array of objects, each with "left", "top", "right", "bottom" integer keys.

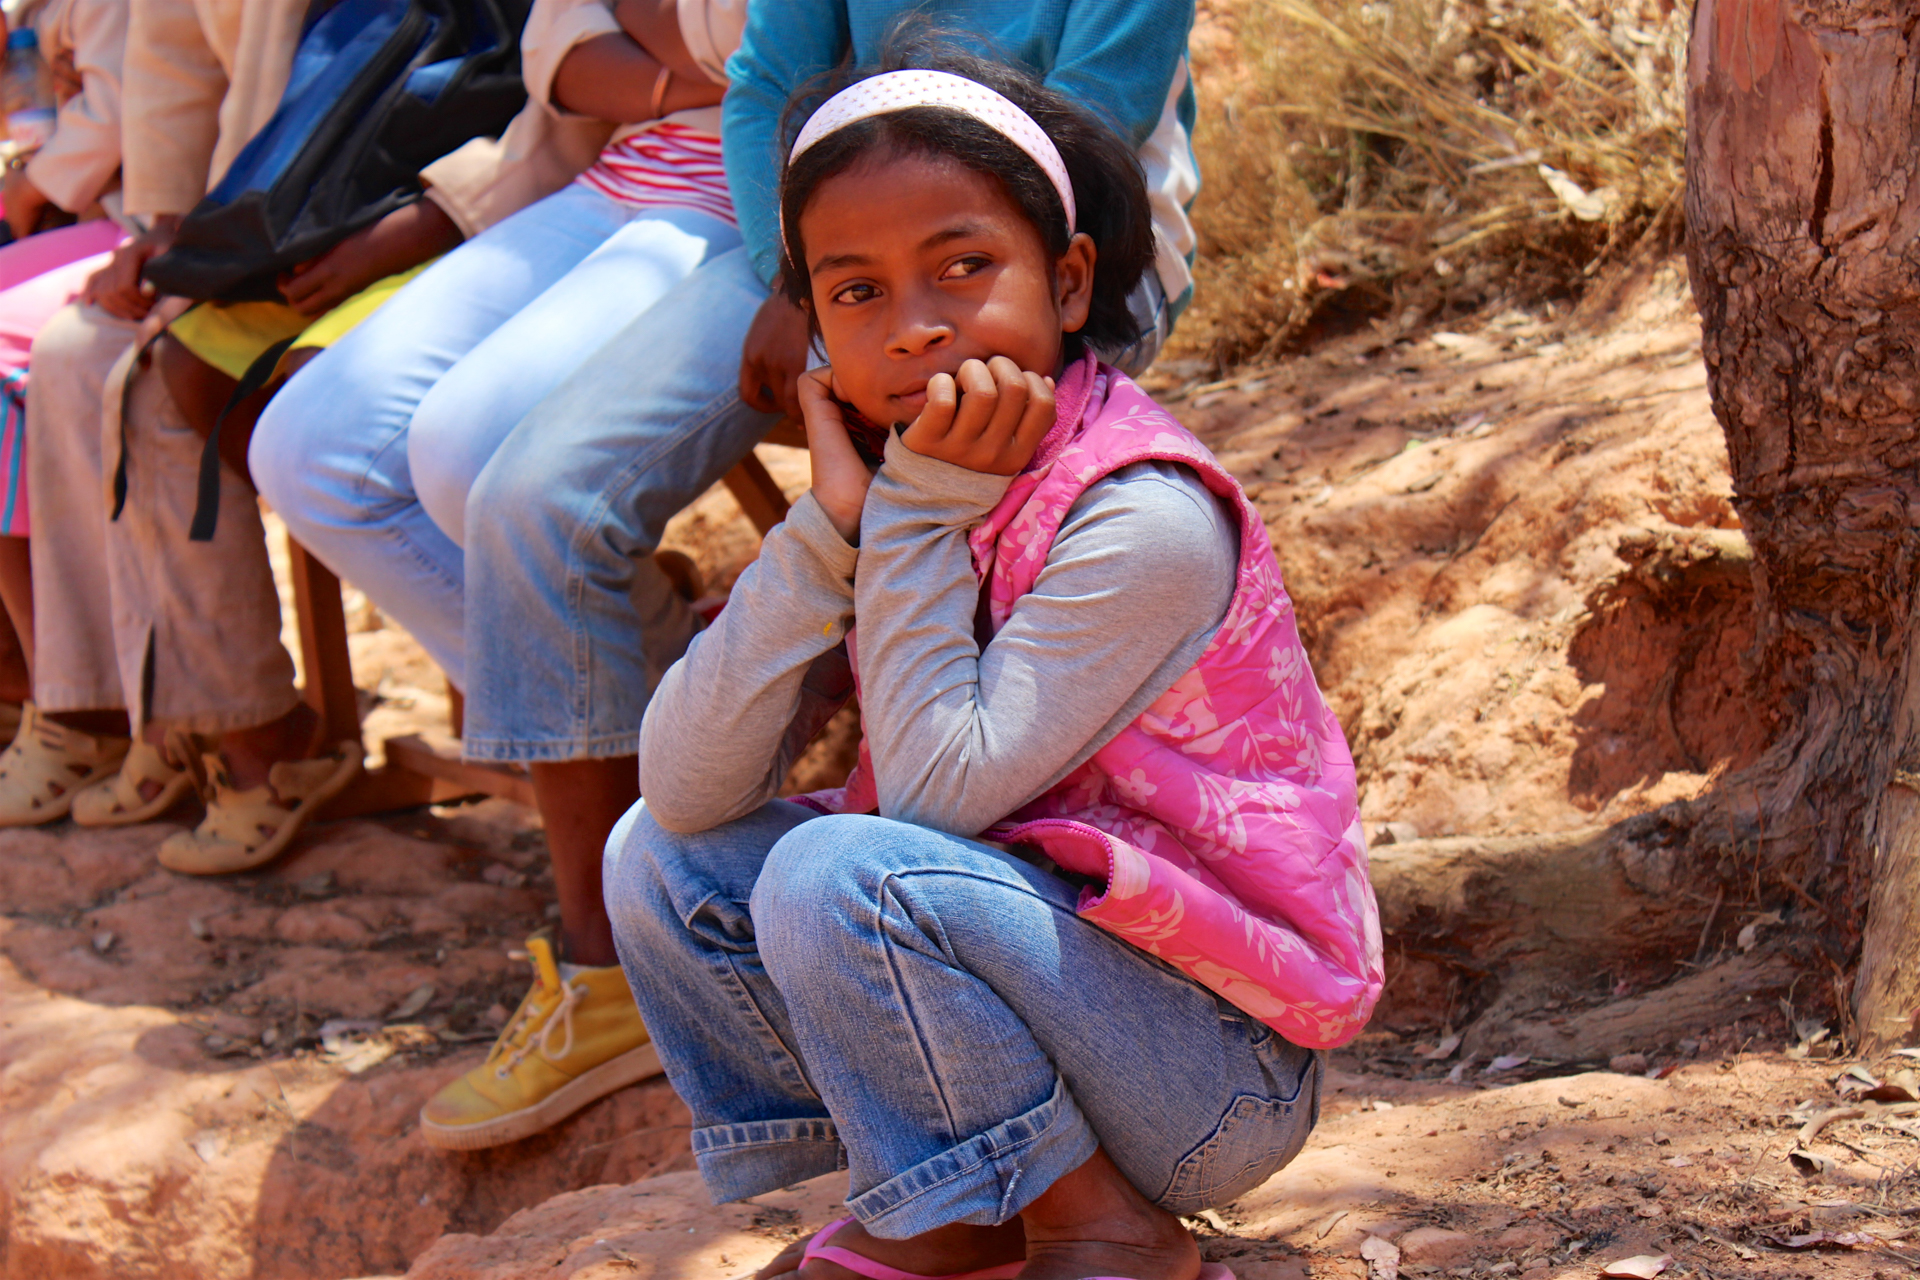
[{"left": 722, "top": 0, "right": 1198, "bottom": 289}]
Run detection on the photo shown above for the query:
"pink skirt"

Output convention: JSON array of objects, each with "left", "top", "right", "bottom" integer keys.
[{"left": 0, "top": 220, "right": 129, "bottom": 537}]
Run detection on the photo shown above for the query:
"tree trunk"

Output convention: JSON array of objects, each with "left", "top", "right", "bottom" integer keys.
[{"left": 1685, "top": 0, "right": 1920, "bottom": 1052}]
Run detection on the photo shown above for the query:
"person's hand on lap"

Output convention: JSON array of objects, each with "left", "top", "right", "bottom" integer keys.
[
  {"left": 278, "top": 199, "right": 461, "bottom": 317},
  {"left": 84, "top": 215, "right": 179, "bottom": 321}
]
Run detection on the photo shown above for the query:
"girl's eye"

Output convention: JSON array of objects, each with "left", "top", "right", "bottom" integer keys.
[
  {"left": 832, "top": 282, "right": 879, "bottom": 305},
  {"left": 940, "top": 256, "right": 991, "bottom": 280}
]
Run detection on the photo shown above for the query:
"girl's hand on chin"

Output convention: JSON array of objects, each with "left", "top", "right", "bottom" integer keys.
[
  {"left": 903, "top": 356, "right": 1056, "bottom": 477},
  {"left": 798, "top": 368, "right": 874, "bottom": 543}
]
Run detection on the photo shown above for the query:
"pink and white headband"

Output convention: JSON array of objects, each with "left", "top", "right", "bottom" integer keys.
[{"left": 787, "top": 69, "right": 1077, "bottom": 234}]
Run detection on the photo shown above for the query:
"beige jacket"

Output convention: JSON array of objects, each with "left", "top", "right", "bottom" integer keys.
[
  {"left": 119, "top": 0, "right": 302, "bottom": 217},
  {"left": 420, "top": 0, "right": 745, "bottom": 237},
  {"left": 19, "top": 0, "right": 128, "bottom": 213}
]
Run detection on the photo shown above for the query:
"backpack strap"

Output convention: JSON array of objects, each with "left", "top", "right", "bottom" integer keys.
[{"left": 187, "top": 335, "right": 298, "bottom": 542}]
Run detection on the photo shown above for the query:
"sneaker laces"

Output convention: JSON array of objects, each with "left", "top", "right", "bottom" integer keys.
[{"left": 493, "top": 950, "right": 587, "bottom": 1078}]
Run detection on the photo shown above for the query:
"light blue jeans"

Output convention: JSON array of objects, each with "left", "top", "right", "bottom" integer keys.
[
  {"left": 603, "top": 800, "right": 1322, "bottom": 1239},
  {"left": 251, "top": 183, "right": 773, "bottom": 760}
]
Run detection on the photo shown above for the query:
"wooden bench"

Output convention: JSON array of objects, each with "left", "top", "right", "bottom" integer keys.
[{"left": 308, "top": 433, "right": 800, "bottom": 818}]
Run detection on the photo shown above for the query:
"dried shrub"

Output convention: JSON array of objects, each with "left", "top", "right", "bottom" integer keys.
[{"left": 1175, "top": 0, "right": 1690, "bottom": 370}]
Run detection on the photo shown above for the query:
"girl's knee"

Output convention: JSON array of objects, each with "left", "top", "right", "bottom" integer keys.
[
  {"left": 754, "top": 813, "right": 886, "bottom": 912},
  {"left": 601, "top": 801, "right": 689, "bottom": 951}
]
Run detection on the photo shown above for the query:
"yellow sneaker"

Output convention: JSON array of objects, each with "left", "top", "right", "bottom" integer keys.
[{"left": 419, "top": 936, "right": 662, "bottom": 1150}]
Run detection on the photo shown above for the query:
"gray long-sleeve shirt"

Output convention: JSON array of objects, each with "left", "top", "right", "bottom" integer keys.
[{"left": 638, "top": 433, "right": 1240, "bottom": 836}]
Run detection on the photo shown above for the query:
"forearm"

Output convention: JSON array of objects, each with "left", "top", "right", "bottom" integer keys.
[
  {"left": 722, "top": 0, "right": 849, "bottom": 286},
  {"left": 855, "top": 445, "right": 1238, "bottom": 835},
  {"left": 551, "top": 32, "right": 723, "bottom": 122},
  {"left": 638, "top": 494, "right": 857, "bottom": 831}
]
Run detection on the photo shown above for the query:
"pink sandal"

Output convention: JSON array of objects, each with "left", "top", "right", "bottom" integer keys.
[
  {"left": 798, "top": 1216, "right": 1237, "bottom": 1280},
  {"left": 801, "top": 1217, "right": 1025, "bottom": 1280}
]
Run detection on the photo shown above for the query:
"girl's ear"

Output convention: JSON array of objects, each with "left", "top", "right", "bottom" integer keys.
[{"left": 1055, "top": 233, "right": 1097, "bottom": 334}]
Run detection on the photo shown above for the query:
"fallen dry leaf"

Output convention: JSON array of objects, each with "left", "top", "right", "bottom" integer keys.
[
  {"left": 387, "top": 984, "right": 436, "bottom": 1022},
  {"left": 1359, "top": 1233, "right": 1400, "bottom": 1280},
  {"left": 1774, "top": 1231, "right": 1880, "bottom": 1250},
  {"left": 1420, "top": 1032, "right": 1462, "bottom": 1060},
  {"left": 1600, "top": 1254, "right": 1671, "bottom": 1278},
  {"left": 1487, "top": 1054, "right": 1530, "bottom": 1072}
]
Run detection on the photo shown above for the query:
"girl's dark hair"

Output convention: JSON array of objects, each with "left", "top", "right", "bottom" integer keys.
[{"left": 776, "top": 26, "right": 1155, "bottom": 357}]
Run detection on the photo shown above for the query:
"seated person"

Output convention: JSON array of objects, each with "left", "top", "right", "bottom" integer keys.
[
  {"left": 0, "top": 0, "right": 130, "bottom": 724},
  {"left": 251, "top": 0, "right": 742, "bottom": 1150},
  {"left": 605, "top": 46, "right": 1382, "bottom": 1280},
  {"left": 0, "top": 0, "right": 598, "bottom": 854}
]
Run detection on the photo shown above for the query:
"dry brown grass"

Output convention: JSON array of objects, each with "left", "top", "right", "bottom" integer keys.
[{"left": 1173, "top": 0, "right": 1691, "bottom": 371}]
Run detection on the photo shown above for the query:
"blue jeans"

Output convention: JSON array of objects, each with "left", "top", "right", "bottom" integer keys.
[
  {"left": 603, "top": 801, "right": 1322, "bottom": 1239},
  {"left": 251, "top": 185, "right": 773, "bottom": 760}
]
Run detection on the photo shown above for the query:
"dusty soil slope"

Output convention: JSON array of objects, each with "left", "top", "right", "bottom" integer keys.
[
  {"left": 3, "top": 268, "right": 1908, "bottom": 1278},
  {"left": 394, "top": 1053, "right": 1920, "bottom": 1280},
  {"left": 1149, "top": 263, "right": 1760, "bottom": 843}
]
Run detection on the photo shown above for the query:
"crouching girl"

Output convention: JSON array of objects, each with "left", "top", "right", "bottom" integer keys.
[{"left": 604, "top": 46, "right": 1383, "bottom": 1280}]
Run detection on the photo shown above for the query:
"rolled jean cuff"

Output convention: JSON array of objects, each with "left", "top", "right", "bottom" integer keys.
[
  {"left": 459, "top": 728, "right": 640, "bottom": 764},
  {"left": 848, "top": 1077, "right": 1099, "bottom": 1240},
  {"left": 691, "top": 1116, "right": 846, "bottom": 1203}
]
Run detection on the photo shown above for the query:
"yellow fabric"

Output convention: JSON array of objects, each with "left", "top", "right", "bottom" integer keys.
[
  {"left": 166, "top": 299, "right": 309, "bottom": 380},
  {"left": 166, "top": 259, "right": 440, "bottom": 380}
]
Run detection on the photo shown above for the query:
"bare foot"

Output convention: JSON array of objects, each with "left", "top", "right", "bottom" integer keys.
[
  {"left": 1017, "top": 1149, "right": 1199, "bottom": 1280},
  {"left": 755, "top": 1218, "right": 1025, "bottom": 1280}
]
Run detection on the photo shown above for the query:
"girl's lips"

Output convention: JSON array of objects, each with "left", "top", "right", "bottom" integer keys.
[{"left": 891, "top": 388, "right": 929, "bottom": 413}]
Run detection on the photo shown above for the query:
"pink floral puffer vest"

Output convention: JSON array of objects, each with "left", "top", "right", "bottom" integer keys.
[{"left": 811, "top": 353, "right": 1383, "bottom": 1050}]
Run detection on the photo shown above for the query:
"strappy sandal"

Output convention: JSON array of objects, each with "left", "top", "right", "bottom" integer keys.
[
  {"left": 0, "top": 703, "right": 130, "bottom": 826},
  {"left": 799, "top": 1218, "right": 1026, "bottom": 1280},
  {"left": 71, "top": 739, "right": 195, "bottom": 826},
  {"left": 157, "top": 740, "right": 363, "bottom": 875}
]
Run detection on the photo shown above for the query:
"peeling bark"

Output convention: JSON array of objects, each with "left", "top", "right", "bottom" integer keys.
[{"left": 1685, "top": 0, "right": 1920, "bottom": 1052}]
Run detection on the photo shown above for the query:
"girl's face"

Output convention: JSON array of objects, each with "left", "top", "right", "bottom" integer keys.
[{"left": 798, "top": 148, "right": 1094, "bottom": 428}]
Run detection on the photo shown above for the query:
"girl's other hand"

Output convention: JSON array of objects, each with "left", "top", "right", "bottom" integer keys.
[
  {"left": 798, "top": 367, "right": 873, "bottom": 543},
  {"left": 901, "top": 356, "right": 1055, "bottom": 476}
]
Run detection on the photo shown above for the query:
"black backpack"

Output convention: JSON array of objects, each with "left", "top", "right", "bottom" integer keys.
[{"left": 143, "top": 0, "right": 532, "bottom": 303}]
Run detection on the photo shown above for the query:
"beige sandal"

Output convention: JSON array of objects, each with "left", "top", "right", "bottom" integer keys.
[
  {"left": 157, "top": 741, "right": 364, "bottom": 875},
  {"left": 0, "top": 703, "right": 130, "bottom": 826},
  {"left": 71, "top": 740, "right": 195, "bottom": 826}
]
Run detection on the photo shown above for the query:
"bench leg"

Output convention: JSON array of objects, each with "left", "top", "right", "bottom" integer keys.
[{"left": 723, "top": 451, "right": 790, "bottom": 536}]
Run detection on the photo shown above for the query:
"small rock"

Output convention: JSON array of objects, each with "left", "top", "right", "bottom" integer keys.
[
  {"left": 261, "top": 1025, "right": 280, "bottom": 1048},
  {"left": 1651, "top": 1130, "right": 1672, "bottom": 1145},
  {"left": 544, "top": 902, "right": 563, "bottom": 920},
  {"left": 483, "top": 1002, "right": 511, "bottom": 1028},
  {"left": 1396, "top": 1226, "right": 1475, "bottom": 1267},
  {"left": 296, "top": 870, "right": 336, "bottom": 898},
  {"left": 91, "top": 930, "right": 116, "bottom": 955},
  {"left": 1609, "top": 1052, "right": 1648, "bottom": 1075},
  {"left": 481, "top": 861, "right": 528, "bottom": 889},
  {"left": 1496, "top": 1128, "right": 1514, "bottom": 1142},
  {"left": 1373, "top": 820, "right": 1421, "bottom": 846},
  {"left": 188, "top": 916, "right": 211, "bottom": 941}
]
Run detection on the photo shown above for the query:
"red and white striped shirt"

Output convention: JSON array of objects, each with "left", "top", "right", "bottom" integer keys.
[{"left": 575, "top": 122, "right": 734, "bottom": 225}]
